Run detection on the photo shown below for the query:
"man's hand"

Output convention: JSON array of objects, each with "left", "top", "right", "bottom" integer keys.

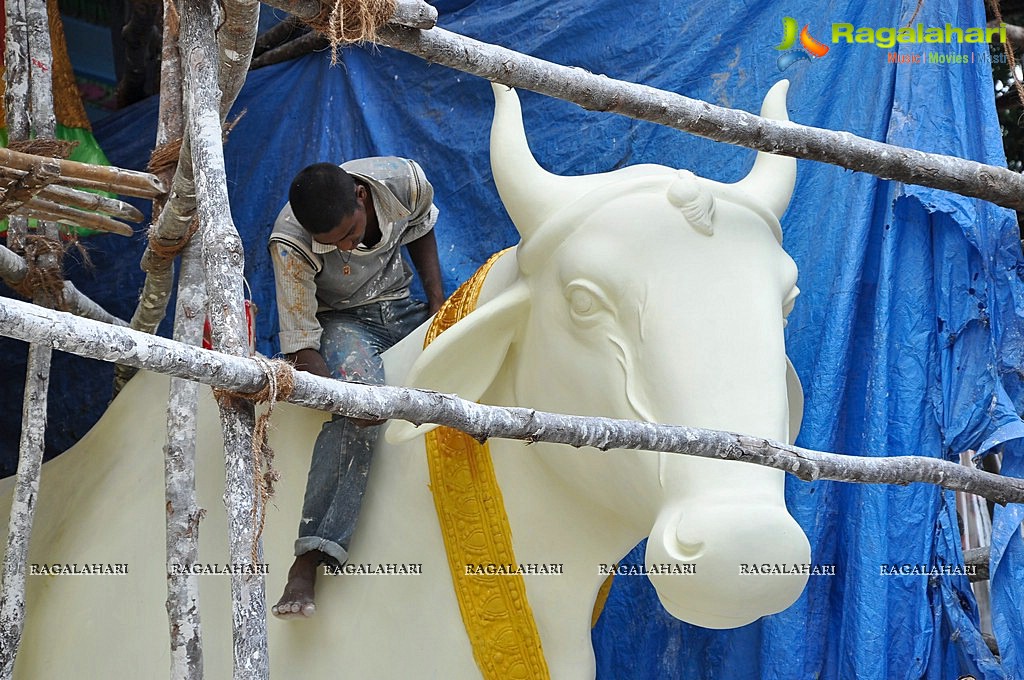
[
  {"left": 286, "top": 348, "right": 331, "bottom": 378},
  {"left": 350, "top": 417, "right": 386, "bottom": 428}
]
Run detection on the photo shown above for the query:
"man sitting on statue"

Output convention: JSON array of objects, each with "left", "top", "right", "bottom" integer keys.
[{"left": 268, "top": 158, "right": 444, "bottom": 618}]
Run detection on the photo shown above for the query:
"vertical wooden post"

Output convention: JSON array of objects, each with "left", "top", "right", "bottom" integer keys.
[
  {"left": 0, "top": 0, "right": 59, "bottom": 674},
  {"left": 0, "top": 344, "right": 49, "bottom": 677},
  {"left": 3, "top": 0, "right": 32, "bottom": 253},
  {"left": 165, "top": 240, "right": 206, "bottom": 680},
  {"left": 178, "top": 0, "right": 267, "bottom": 676},
  {"left": 154, "top": 2, "right": 207, "bottom": 678}
]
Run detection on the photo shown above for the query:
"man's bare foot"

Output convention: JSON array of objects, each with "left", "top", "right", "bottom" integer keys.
[{"left": 272, "top": 551, "right": 324, "bottom": 619}]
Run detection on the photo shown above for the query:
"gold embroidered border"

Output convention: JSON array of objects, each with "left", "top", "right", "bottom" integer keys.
[{"left": 424, "top": 248, "right": 550, "bottom": 680}]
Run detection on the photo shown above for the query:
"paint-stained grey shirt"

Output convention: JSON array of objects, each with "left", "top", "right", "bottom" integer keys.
[{"left": 269, "top": 157, "right": 438, "bottom": 353}]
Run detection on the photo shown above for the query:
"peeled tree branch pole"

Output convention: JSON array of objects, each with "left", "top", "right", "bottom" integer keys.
[
  {"left": 156, "top": 1, "right": 205, "bottom": 678},
  {"left": 374, "top": 25, "right": 1024, "bottom": 212},
  {"left": 3, "top": 296, "right": 1024, "bottom": 507},
  {"left": 180, "top": 0, "right": 266, "bottom": 676},
  {"left": 0, "top": 147, "right": 165, "bottom": 198},
  {"left": 165, "top": 240, "right": 206, "bottom": 680},
  {"left": 259, "top": 0, "right": 437, "bottom": 30},
  {"left": 0, "top": 0, "right": 61, "bottom": 673}
]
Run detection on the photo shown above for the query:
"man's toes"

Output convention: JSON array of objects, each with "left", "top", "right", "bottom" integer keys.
[{"left": 301, "top": 602, "right": 316, "bottom": 617}]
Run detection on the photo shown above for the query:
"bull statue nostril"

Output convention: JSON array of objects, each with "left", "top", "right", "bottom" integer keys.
[
  {"left": 646, "top": 504, "right": 811, "bottom": 629},
  {"left": 672, "top": 524, "right": 704, "bottom": 561},
  {"left": 676, "top": 540, "right": 704, "bottom": 561},
  {"left": 651, "top": 511, "right": 705, "bottom": 562}
]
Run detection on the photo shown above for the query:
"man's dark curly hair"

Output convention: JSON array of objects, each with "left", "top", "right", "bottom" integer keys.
[{"left": 288, "top": 163, "right": 358, "bottom": 234}]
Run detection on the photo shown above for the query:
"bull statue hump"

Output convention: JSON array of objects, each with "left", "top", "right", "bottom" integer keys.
[{"left": 0, "top": 81, "right": 809, "bottom": 678}]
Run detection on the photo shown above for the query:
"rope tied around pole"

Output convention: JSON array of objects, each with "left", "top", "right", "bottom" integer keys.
[
  {"left": 305, "top": 0, "right": 396, "bottom": 62},
  {"left": 147, "top": 110, "right": 247, "bottom": 178},
  {"left": 213, "top": 357, "right": 295, "bottom": 564},
  {"left": 9, "top": 235, "right": 67, "bottom": 308},
  {"left": 147, "top": 139, "right": 185, "bottom": 177},
  {"left": 7, "top": 138, "right": 78, "bottom": 160},
  {"left": 146, "top": 217, "right": 200, "bottom": 261}
]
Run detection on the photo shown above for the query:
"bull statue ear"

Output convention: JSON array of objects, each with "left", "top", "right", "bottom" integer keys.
[
  {"left": 385, "top": 284, "right": 530, "bottom": 443},
  {"left": 733, "top": 79, "right": 796, "bottom": 220}
]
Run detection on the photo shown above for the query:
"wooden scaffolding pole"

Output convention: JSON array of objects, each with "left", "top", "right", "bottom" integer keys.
[
  {"left": 165, "top": 240, "right": 207, "bottom": 680},
  {"left": 156, "top": 1, "right": 206, "bottom": 678},
  {"left": 0, "top": 0, "right": 60, "bottom": 673},
  {"left": 0, "top": 147, "right": 165, "bottom": 197},
  {"left": 3, "top": 295, "right": 1024, "bottom": 508},
  {"left": 179, "top": 0, "right": 266, "bottom": 676},
  {"left": 365, "top": 24, "right": 1024, "bottom": 212}
]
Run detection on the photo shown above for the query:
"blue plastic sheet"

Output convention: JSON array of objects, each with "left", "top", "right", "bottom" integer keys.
[{"left": 2, "top": 0, "right": 1023, "bottom": 676}]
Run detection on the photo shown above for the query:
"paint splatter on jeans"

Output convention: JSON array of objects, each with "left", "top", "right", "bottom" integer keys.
[{"left": 294, "top": 296, "right": 430, "bottom": 566}]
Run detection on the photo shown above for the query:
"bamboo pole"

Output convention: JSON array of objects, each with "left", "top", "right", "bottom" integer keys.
[
  {"left": 251, "top": 16, "right": 305, "bottom": 58},
  {"left": 17, "top": 197, "right": 134, "bottom": 236},
  {"left": 374, "top": 25, "right": 1024, "bottom": 212},
  {"left": 216, "top": 0, "right": 258, "bottom": 90},
  {"left": 250, "top": 30, "right": 328, "bottom": 70},
  {"left": 3, "top": 0, "right": 31, "bottom": 254},
  {"left": 965, "top": 546, "right": 991, "bottom": 583},
  {"left": 180, "top": 0, "right": 267, "bottom": 675},
  {"left": 0, "top": 147, "right": 165, "bottom": 198},
  {"left": 24, "top": 0, "right": 55, "bottom": 139},
  {"left": 0, "top": 342, "right": 50, "bottom": 677},
  {"left": 0, "top": 161, "right": 147, "bottom": 223},
  {"left": 0, "top": 158, "right": 60, "bottom": 220},
  {"left": 34, "top": 183, "right": 145, "bottom": 222},
  {"left": 3, "top": 295, "right": 1024, "bottom": 507}
]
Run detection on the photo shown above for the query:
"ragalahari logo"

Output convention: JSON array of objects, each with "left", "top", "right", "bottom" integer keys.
[{"left": 776, "top": 17, "right": 829, "bottom": 71}]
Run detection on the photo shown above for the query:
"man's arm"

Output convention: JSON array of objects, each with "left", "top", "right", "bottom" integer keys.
[
  {"left": 269, "top": 242, "right": 330, "bottom": 377},
  {"left": 406, "top": 228, "right": 445, "bottom": 314}
]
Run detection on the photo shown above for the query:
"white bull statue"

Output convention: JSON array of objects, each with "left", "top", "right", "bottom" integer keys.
[{"left": 0, "top": 81, "right": 810, "bottom": 678}]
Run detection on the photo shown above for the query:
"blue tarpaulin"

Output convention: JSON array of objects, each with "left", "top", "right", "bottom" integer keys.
[{"left": 2, "top": 0, "right": 1024, "bottom": 677}]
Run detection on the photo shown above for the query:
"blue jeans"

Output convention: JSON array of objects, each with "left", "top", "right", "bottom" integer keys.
[{"left": 295, "top": 296, "right": 430, "bottom": 565}]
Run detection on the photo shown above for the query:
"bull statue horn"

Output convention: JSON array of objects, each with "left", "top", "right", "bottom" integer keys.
[
  {"left": 490, "top": 83, "right": 582, "bottom": 240},
  {"left": 733, "top": 79, "right": 796, "bottom": 220}
]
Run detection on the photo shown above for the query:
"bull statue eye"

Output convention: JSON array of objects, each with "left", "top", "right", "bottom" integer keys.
[
  {"left": 565, "top": 280, "right": 610, "bottom": 326},
  {"left": 570, "top": 289, "right": 593, "bottom": 314}
]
